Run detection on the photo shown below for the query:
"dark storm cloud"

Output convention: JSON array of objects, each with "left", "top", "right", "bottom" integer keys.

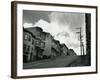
[{"left": 23, "top": 10, "right": 51, "bottom": 24}]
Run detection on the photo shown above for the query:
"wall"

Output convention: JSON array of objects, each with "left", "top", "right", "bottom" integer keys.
[{"left": 0, "top": 0, "right": 100, "bottom": 80}]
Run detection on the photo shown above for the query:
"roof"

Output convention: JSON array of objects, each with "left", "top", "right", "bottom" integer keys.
[
  {"left": 23, "top": 28, "right": 36, "bottom": 39},
  {"left": 60, "top": 44, "right": 68, "bottom": 50},
  {"left": 55, "top": 40, "right": 60, "bottom": 44},
  {"left": 33, "top": 26, "right": 43, "bottom": 32}
]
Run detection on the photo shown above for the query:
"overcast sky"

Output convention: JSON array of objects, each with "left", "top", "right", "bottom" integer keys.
[{"left": 23, "top": 10, "right": 86, "bottom": 55}]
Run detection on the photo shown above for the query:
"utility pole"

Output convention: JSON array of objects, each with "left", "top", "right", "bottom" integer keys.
[{"left": 76, "top": 27, "right": 85, "bottom": 56}]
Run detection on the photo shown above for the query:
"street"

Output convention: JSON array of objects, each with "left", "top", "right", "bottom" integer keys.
[{"left": 23, "top": 55, "right": 80, "bottom": 69}]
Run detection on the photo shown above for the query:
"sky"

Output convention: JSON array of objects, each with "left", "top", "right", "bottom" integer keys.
[{"left": 23, "top": 10, "right": 86, "bottom": 55}]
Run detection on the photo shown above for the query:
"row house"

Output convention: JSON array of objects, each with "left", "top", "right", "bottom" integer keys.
[
  {"left": 25, "top": 27, "right": 46, "bottom": 59},
  {"left": 67, "top": 49, "right": 77, "bottom": 56},
  {"left": 42, "top": 32, "right": 52, "bottom": 57},
  {"left": 23, "top": 26, "right": 76, "bottom": 62},
  {"left": 26, "top": 27, "right": 53, "bottom": 58},
  {"left": 60, "top": 44, "right": 68, "bottom": 56},
  {"left": 51, "top": 39, "right": 62, "bottom": 57},
  {"left": 23, "top": 27, "right": 46, "bottom": 62},
  {"left": 23, "top": 29, "right": 36, "bottom": 62}
]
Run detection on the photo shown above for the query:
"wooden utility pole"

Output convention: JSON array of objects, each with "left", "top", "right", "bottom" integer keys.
[{"left": 76, "top": 27, "right": 85, "bottom": 55}]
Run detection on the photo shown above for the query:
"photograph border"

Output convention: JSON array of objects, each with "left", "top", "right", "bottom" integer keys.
[{"left": 11, "top": 1, "right": 98, "bottom": 79}]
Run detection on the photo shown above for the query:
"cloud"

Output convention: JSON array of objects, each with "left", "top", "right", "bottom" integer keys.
[
  {"left": 49, "top": 12, "right": 85, "bottom": 31},
  {"left": 23, "top": 23, "right": 33, "bottom": 28},
  {"left": 56, "top": 32, "right": 70, "bottom": 38},
  {"left": 23, "top": 10, "right": 50, "bottom": 24}
]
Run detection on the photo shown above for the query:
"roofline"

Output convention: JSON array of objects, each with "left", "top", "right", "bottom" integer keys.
[{"left": 23, "top": 28, "right": 36, "bottom": 39}]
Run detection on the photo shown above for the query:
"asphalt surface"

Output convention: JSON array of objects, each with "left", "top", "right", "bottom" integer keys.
[{"left": 23, "top": 55, "right": 80, "bottom": 69}]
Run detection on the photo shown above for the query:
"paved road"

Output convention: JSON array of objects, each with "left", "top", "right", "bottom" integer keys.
[{"left": 23, "top": 55, "right": 80, "bottom": 69}]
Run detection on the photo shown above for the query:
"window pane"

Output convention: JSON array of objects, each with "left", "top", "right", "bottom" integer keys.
[
  {"left": 28, "top": 46, "right": 30, "bottom": 51},
  {"left": 23, "top": 45, "right": 26, "bottom": 50},
  {"left": 32, "top": 39, "right": 34, "bottom": 44},
  {"left": 24, "top": 34, "right": 28, "bottom": 40},
  {"left": 28, "top": 36, "right": 31, "bottom": 41}
]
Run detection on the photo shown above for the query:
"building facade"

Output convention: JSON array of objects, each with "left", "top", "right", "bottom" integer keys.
[
  {"left": 60, "top": 44, "right": 68, "bottom": 56},
  {"left": 23, "top": 26, "right": 76, "bottom": 63},
  {"left": 23, "top": 29, "right": 36, "bottom": 62},
  {"left": 67, "top": 49, "right": 77, "bottom": 56}
]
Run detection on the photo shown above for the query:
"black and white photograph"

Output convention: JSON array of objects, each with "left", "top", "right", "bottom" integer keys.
[
  {"left": 23, "top": 10, "right": 91, "bottom": 69},
  {"left": 11, "top": 1, "right": 97, "bottom": 78}
]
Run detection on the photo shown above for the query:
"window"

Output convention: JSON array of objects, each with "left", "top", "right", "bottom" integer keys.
[
  {"left": 28, "top": 35, "right": 31, "bottom": 41},
  {"left": 23, "top": 44, "right": 26, "bottom": 50},
  {"left": 28, "top": 46, "right": 30, "bottom": 52},
  {"left": 35, "top": 39, "right": 40, "bottom": 46},
  {"left": 41, "top": 42, "right": 45, "bottom": 48},
  {"left": 24, "top": 34, "right": 28, "bottom": 40},
  {"left": 32, "top": 39, "right": 34, "bottom": 44},
  {"left": 36, "top": 32, "right": 40, "bottom": 37},
  {"left": 32, "top": 48, "right": 33, "bottom": 51},
  {"left": 41, "top": 34, "right": 46, "bottom": 40}
]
